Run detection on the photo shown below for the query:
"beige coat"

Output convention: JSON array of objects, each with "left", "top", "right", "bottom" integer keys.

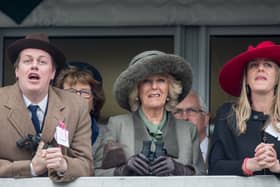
[{"left": 0, "top": 83, "right": 93, "bottom": 182}]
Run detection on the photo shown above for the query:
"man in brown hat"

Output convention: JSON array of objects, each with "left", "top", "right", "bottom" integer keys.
[{"left": 0, "top": 33, "right": 93, "bottom": 181}]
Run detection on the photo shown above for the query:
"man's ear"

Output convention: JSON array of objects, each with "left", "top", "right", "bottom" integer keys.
[
  {"left": 51, "top": 69, "right": 56, "bottom": 80},
  {"left": 204, "top": 112, "right": 210, "bottom": 128}
]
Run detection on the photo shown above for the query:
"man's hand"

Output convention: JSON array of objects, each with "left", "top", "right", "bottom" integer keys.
[
  {"left": 31, "top": 141, "right": 48, "bottom": 176},
  {"left": 43, "top": 147, "right": 68, "bottom": 174}
]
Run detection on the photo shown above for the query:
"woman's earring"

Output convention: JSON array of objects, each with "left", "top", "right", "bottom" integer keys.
[
  {"left": 166, "top": 97, "right": 170, "bottom": 102},
  {"left": 246, "top": 85, "right": 251, "bottom": 95}
]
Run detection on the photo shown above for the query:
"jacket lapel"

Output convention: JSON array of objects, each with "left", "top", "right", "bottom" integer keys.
[
  {"left": 161, "top": 113, "right": 179, "bottom": 158},
  {"left": 41, "top": 87, "right": 65, "bottom": 143},
  {"left": 6, "top": 83, "right": 36, "bottom": 137},
  {"left": 133, "top": 112, "right": 151, "bottom": 154}
]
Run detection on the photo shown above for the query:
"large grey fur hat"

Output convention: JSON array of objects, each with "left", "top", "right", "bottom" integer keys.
[{"left": 113, "top": 50, "right": 193, "bottom": 111}]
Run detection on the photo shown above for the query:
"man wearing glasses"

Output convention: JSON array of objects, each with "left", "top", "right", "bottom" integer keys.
[{"left": 173, "top": 90, "right": 210, "bottom": 163}]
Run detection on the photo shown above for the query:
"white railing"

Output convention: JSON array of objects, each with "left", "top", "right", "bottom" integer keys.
[{"left": 0, "top": 176, "right": 279, "bottom": 187}]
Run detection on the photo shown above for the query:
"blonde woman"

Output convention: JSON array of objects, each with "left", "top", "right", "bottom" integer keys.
[
  {"left": 209, "top": 41, "right": 280, "bottom": 176},
  {"left": 95, "top": 50, "right": 205, "bottom": 176}
]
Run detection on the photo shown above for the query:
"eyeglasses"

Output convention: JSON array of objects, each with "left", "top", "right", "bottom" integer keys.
[
  {"left": 173, "top": 108, "right": 204, "bottom": 117},
  {"left": 64, "top": 88, "right": 92, "bottom": 98}
]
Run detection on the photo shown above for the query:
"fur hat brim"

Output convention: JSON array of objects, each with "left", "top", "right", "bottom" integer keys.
[{"left": 113, "top": 51, "right": 193, "bottom": 111}]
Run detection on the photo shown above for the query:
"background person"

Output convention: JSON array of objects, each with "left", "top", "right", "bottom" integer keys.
[
  {"left": 209, "top": 41, "right": 280, "bottom": 176},
  {"left": 173, "top": 90, "right": 210, "bottom": 163},
  {"left": 55, "top": 61, "right": 106, "bottom": 154},
  {"left": 95, "top": 50, "right": 205, "bottom": 176},
  {"left": 0, "top": 33, "right": 93, "bottom": 182}
]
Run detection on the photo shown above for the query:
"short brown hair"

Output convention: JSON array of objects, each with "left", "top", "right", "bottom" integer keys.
[{"left": 55, "top": 67, "right": 105, "bottom": 120}]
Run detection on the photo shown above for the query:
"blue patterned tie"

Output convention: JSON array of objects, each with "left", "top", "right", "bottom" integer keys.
[{"left": 28, "top": 105, "right": 41, "bottom": 134}]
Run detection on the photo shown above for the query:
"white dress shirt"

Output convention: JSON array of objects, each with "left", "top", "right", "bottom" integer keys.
[
  {"left": 23, "top": 94, "right": 48, "bottom": 130},
  {"left": 23, "top": 94, "right": 48, "bottom": 177},
  {"left": 200, "top": 137, "right": 209, "bottom": 162}
]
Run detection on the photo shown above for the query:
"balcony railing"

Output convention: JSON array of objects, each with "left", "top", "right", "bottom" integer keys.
[{"left": 0, "top": 175, "right": 279, "bottom": 187}]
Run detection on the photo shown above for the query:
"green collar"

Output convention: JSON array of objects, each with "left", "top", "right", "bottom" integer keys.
[{"left": 138, "top": 107, "right": 167, "bottom": 140}]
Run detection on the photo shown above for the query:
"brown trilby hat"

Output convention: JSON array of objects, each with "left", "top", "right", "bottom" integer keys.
[
  {"left": 7, "top": 33, "right": 66, "bottom": 70},
  {"left": 113, "top": 50, "right": 193, "bottom": 111}
]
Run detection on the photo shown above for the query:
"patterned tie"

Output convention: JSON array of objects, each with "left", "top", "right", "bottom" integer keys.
[{"left": 28, "top": 105, "right": 41, "bottom": 134}]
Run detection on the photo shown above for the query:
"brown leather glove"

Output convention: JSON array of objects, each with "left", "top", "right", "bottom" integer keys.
[
  {"left": 150, "top": 156, "right": 195, "bottom": 176},
  {"left": 102, "top": 141, "right": 126, "bottom": 169},
  {"left": 114, "top": 153, "right": 150, "bottom": 176}
]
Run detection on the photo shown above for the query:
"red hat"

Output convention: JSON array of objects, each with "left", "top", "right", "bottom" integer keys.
[{"left": 219, "top": 41, "right": 280, "bottom": 97}]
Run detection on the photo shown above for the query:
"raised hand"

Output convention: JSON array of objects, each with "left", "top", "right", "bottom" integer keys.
[
  {"left": 43, "top": 147, "right": 67, "bottom": 174},
  {"left": 31, "top": 141, "right": 48, "bottom": 176}
]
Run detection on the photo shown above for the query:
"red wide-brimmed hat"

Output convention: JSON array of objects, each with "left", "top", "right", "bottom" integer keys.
[
  {"left": 219, "top": 41, "right": 280, "bottom": 97},
  {"left": 7, "top": 33, "right": 66, "bottom": 70}
]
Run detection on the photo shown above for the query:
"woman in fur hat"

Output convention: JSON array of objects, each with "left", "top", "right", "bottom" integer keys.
[
  {"left": 209, "top": 41, "right": 280, "bottom": 176},
  {"left": 95, "top": 50, "right": 205, "bottom": 176}
]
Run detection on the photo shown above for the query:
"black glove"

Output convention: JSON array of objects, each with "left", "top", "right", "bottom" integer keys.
[
  {"left": 114, "top": 153, "right": 150, "bottom": 176},
  {"left": 150, "top": 156, "right": 196, "bottom": 176},
  {"left": 102, "top": 141, "right": 126, "bottom": 169},
  {"left": 150, "top": 156, "right": 175, "bottom": 176}
]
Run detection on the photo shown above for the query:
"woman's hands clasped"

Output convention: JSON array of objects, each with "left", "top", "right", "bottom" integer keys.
[
  {"left": 254, "top": 143, "right": 280, "bottom": 173},
  {"left": 245, "top": 143, "right": 280, "bottom": 174}
]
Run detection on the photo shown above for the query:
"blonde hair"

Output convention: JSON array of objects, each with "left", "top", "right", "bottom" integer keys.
[
  {"left": 234, "top": 63, "right": 280, "bottom": 134},
  {"left": 128, "top": 73, "right": 182, "bottom": 112}
]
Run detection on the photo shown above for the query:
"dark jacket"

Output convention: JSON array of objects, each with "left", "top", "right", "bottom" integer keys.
[{"left": 208, "top": 102, "right": 280, "bottom": 176}]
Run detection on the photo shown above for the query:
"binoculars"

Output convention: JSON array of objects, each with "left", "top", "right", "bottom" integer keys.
[
  {"left": 16, "top": 134, "right": 41, "bottom": 153},
  {"left": 141, "top": 140, "right": 166, "bottom": 162}
]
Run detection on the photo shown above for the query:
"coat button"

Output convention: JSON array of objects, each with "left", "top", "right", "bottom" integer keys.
[{"left": 253, "top": 115, "right": 258, "bottom": 120}]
